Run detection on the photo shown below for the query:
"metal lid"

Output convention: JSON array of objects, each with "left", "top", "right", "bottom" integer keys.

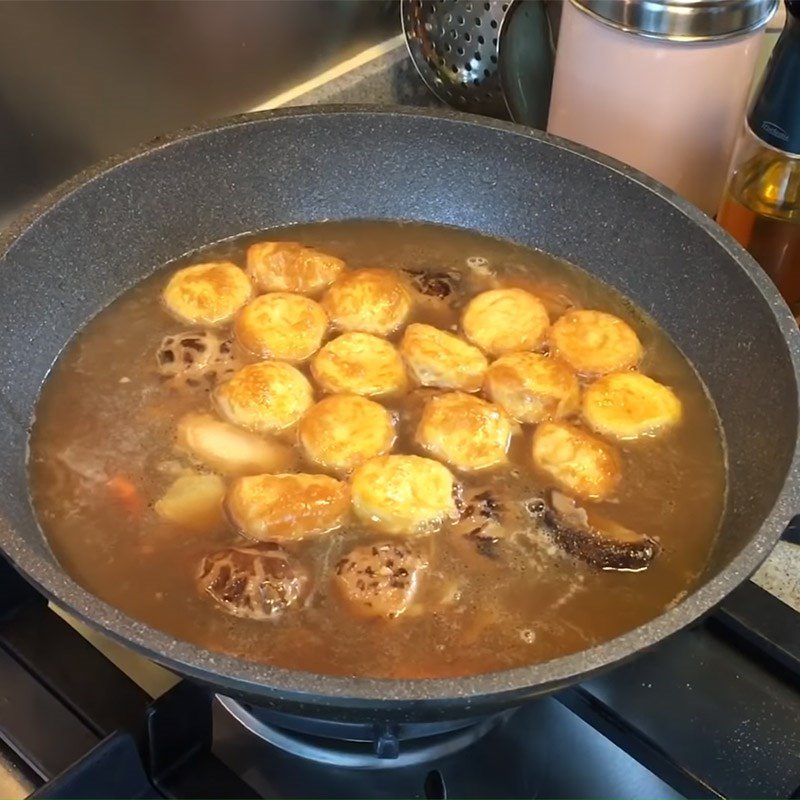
[{"left": 571, "top": 0, "right": 779, "bottom": 41}]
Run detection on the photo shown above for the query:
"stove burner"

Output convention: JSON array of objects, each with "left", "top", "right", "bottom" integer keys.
[{"left": 217, "top": 695, "right": 516, "bottom": 769}]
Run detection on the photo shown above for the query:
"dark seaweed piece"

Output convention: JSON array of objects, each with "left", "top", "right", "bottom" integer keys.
[{"left": 543, "top": 490, "right": 658, "bottom": 572}]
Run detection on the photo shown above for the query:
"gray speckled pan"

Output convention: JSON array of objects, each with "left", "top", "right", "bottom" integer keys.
[{"left": 0, "top": 106, "right": 798, "bottom": 723}]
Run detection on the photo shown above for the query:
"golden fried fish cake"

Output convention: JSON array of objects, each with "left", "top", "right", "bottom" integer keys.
[
  {"left": 321, "top": 268, "right": 412, "bottom": 335},
  {"left": 531, "top": 421, "right": 621, "bottom": 501},
  {"left": 311, "top": 332, "right": 407, "bottom": 397},
  {"left": 461, "top": 288, "right": 549, "bottom": 356},
  {"left": 246, "top": 241, "right": 345, "bottom": 295},
  {"left": 582, "top": 372, "right": 682, "bottom": 440},
  {"left": 162, "top": 262, "right": 253, "bottom": 326},
  {"left": 400, "top": 323, "right": 488, "bottom": 392},
  {"left": 484, "top": 352, "right": 580, "bottom": 424},
  {"left": 176, "top": 412, "right": 295, "bottom": 476},
  {"left": 334, "top": 542, "right": 428, "bottom": 619},
  {"left": 226, "top": 473, "right": 350, "bottom": 541},
  {"left": 300, "top": 394, "right": 396, "bottom": 475},
  {"left": 550, "top": 310, "right": 643, "bottom": 376},
  {"left": 416, "top": 392, "right": 512, "bottom": 471},
  {"left": 234, "top": 293, "right": 328, "bottom": 362},
  {"left": 351, "top": 454, "right": 456, "bottom": 535},
  {"left": 214, "top": 362, "right": 314, "bottom": 434}
]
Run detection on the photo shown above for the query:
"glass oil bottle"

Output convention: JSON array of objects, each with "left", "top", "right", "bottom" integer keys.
[{"left": 718, "top": 0, "right": 800, "bottom": 319}]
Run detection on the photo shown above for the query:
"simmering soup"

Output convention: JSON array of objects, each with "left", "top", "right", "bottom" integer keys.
[{"left": 28, "top": 221, "right": 726, "bottom": 679}]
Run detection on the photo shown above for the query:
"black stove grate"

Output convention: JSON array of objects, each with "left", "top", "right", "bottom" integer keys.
[{"left": 1, "top": 553, "right": 799, "bottom": 799}]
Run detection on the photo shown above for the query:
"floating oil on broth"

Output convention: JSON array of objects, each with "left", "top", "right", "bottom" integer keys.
[{"left": 28, "top": 221, "right": 726, "bottom": 679}]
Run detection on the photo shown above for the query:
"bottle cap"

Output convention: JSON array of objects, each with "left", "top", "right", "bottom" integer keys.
[{"left": 570, "top": 0, "right": 778, "bottom": 41}]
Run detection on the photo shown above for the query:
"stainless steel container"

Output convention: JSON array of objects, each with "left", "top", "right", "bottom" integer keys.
[{"left": 547, "top": 0, "right": 778, "bottom": 215}]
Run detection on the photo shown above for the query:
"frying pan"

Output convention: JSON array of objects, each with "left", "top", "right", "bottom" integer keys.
[{"left": 0, "top": 106, "right": 798, "bottom": 723}]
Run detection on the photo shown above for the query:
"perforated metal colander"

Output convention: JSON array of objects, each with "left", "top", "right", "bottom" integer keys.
[{"left": 401, "top": 0, "right": 514, "bottom": 119}]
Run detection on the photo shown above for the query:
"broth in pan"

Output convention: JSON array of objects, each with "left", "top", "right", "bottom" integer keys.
[{"left": 28, "top": 221, "right": 726, "bottom": 679}]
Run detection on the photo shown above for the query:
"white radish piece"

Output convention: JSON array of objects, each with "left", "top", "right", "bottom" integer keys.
[{"left": 176, "top": 412, "right": 295, "bottom": 476}]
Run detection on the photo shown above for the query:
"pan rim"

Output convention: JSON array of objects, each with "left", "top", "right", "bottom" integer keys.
[{"left": 2, "top": 104, "right": 799, "bottom": 712}]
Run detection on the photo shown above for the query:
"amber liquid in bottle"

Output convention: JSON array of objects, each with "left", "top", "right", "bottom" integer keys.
[{"left": 718, "top": 139, "right": 800, "bottom": 319}]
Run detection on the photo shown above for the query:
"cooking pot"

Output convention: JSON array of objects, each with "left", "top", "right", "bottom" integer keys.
[{"left": 0, "top": 106, "right": 798, "bottom": 723}]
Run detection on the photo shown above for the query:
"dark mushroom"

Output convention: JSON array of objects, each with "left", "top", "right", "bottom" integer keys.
[
  {"left": 197, "top": 543, "right": 309, "bottom": 620},
  {"left": 448, "top": 486, "right": 506, "bottom": 562},
  {"left": 401, "top": 269, "right": 461, "bottom": 300},
  {"left": 333, "top": 542, "right": 428, "bottom": 619},
  {"left": 543, "top": 490, "right": 658, "bottom": 572}
]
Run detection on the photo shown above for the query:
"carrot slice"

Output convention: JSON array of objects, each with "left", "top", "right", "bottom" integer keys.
[{"left": 106, "top": 475, "right": 143, "bottom": 515}]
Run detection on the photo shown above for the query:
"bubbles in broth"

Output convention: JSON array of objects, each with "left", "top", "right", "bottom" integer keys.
[{"left": 27, "top": 221, "right": 726, "bottom": 679}]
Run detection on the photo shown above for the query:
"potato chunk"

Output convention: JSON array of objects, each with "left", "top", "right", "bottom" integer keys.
[{"left": 154, "top": 473, "right": 226, "bottom": 530}]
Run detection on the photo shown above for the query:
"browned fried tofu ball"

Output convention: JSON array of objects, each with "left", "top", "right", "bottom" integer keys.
[
  {"left": 400, "top": 323, "right": 488, "bottom": 392},
  {"left": 300, "top": 394, "right": 396, "bottom": 475},
  {"left": 322, "top": 268, "right": 412, "bottom": 335},
  {"left": 531, "top": 421, "right": 621, "bottom": 501},
  {"left": 215, "top": 362, "right": 314, "bottom": 434},
  {"left": 484, "top": 352, "right": 580, "bottom": 424},
  {"left": 234, "top": 293, "right": 327, "bottom": 362},
  {"left": 311, "top": 332, "right": 407, "bottom": 397},
  {"left": 462, "top": 288, "right": 549, "bottom": 356},
  {"left": 351, "top": 454, "right": 457, "bottom": 535},
  {"left": 226, "top": 473, "right": 350, "bottom": 541},
  {"left": 163, "top": 262, "right": 252, "bottom": 326},
  {"left": 582, "top": 372, "right": 682, "bottom": 440},
  {"left": 246, "top": 241, "right": 345, "bottom": 295},
  {"left": 416, "top": 392, "right": 512, "bottom": 471},
  {"left": 549, "top": 310, "right": 643, "bottom": 376}
]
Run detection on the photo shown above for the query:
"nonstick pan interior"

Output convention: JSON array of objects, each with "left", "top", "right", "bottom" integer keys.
[{"left": 0, "top": 107, "right": 797, "bottom": 721}]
